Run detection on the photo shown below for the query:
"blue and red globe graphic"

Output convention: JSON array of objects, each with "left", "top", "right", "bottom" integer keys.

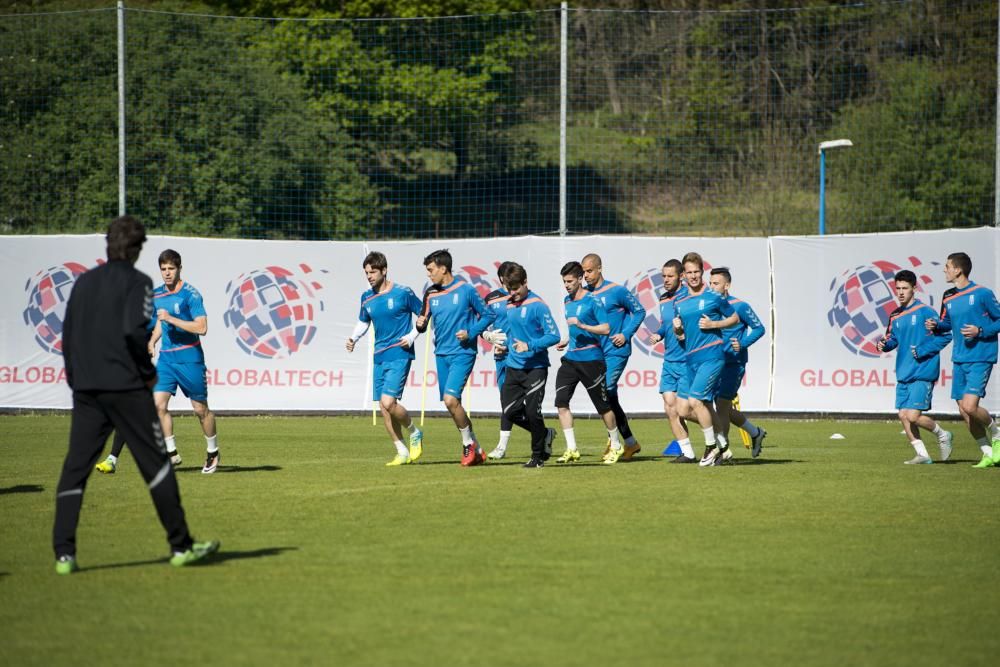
[
  {"left": 223, "top": 264, "right": 326, "bottom": 359},
  {"left": 22, "top": 262, "right": 92, "bottom": 355},
  {"left": 827, "top": 257, "right": 937, "bottom": 358}
]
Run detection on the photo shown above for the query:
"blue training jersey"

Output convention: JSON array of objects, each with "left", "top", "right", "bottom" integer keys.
[
  {"left": 720, "top": 294, "right": 765, "bottom": 366},
  {"left": 505, "top": 291, "right": 560, "bottom": 369},
  {"left": 933, "top": 281, "right": 1000, "bottom": 364},
  {"left": 563, "top": 291, "right": 608, "bottom": 363},
  {"left": 584, "top": 278, "right": 645, "bottom": 359},
  {"left": 656, "top": 284, "right": 689, "bottom": 364},
  {"left": 358, "top": 281, "right": 422, "bottom": 362},
  {"left": 882, "top": 299, "right": 951, "bottom": 382},
  {"left": 154, "top": 280, "right": 206, "bottom": 364},
  {"left": 422, "top": 278, "right": 493, "bottom": 357},
  {"left": 673, "top": 287, "right": 735, "bottom": 364},
  {"left": 484, "top": 287, "right": 510, "bottom": 364}
]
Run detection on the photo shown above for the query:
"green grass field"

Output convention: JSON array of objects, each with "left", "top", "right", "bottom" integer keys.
[{"left": 1, "top": 414, "right": 998, "bottom": 667}]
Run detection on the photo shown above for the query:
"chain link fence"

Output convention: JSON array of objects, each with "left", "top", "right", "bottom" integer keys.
[{"left": 1, "top": 2, "right": 996, "bottom": 239}]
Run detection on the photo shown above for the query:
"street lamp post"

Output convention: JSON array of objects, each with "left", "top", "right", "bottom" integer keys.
[{"left": 818, "top": 139, "right": 853, "bottom": 235}]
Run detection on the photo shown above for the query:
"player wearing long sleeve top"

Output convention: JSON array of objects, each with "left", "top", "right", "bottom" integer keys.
[
  {"left": 581, "top": 253, "right": 646, "bottom": 459},
  {"left": 415, "top": 249, "right": 495, "bottom": 466},
  {"left": 877, "top": 270, "right": 954, "bottom": 464},
  {"left": 500, "top": 263, "right": 560, "bottom": 468},
  {"left": 924, "top": 253, "right": 1000, "bottom": 467},
  {"left": 707, "top": 268, "right": 768, "bottom": 460}
]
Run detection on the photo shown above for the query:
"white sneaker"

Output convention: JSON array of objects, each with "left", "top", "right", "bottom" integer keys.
[
  {"left": 938, "top": 431, "right": 954, "bottom": 462},
  {"left": 904, "top": 455, "right": 933, "bottom": 465},
  {"left": 719, "top": 447, "right": 733, "bottom": 464},
  {"left": 699, "top": 446, "right": 719, "bottom": 467},
  {"left": 168, "top": 450, "right": 182, "bottom": 467},
  {"left": 487, "top": 447, "right": 506, "bottom": 460}
]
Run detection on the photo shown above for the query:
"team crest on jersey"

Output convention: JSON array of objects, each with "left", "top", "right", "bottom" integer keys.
[
  {"left": 827, "top": 257, "right": 938, "bottom": 358},
  {"left": 223, "top": 263, "right": 328, "bottom": 360}
]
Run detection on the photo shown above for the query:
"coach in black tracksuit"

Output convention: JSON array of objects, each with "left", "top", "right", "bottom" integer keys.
[{"left": 53, "top": 216, "right": 196, "bottom": 564}]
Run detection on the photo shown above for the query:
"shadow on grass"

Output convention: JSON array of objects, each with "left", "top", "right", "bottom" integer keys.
[
  {"left": 176, "top": 465, "right": 282, "bottom": 473},
  {"left": 0, "top": 484, "right": 45, "bottom": 495},
  {"left": 81, "top": 546, "right": 298, "bottom": 572}
]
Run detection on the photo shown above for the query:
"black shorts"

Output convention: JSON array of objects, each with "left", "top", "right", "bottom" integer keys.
[{"left": 554, "top": 359, "right": 610, "bottom": 413}]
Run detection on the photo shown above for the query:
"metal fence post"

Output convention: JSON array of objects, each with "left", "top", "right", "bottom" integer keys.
[
  {"left": 559, "top": 2, "right": 568, "bottom": 237},
  {"left": 117, "top": 1, "right": 126, "bottom": 216}
]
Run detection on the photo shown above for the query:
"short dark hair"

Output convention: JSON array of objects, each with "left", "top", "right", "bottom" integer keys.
[
  {"left": 681, "top": 252, "right": 703, "bottom": 270},
  {"left": 423, "top": 249, "right": 452, "bottom": 272},
  {"left": 158, "top": 248, "right": 182, "bottom": 267},
  {"left": 364, "top": 251, "right": 387, "bottom": 271},
  {"left": 560, "top": 261, "right": 583, "bottom": 279},
  {"left": 947, "top": 252, "right": 972, "bottom": 277},
  {"left": 497, "top": 261, "right": 515, "bottom": 279},
  {"left": 505, "top": 263, "right": 528, "bottom": 287},
  {"left": 710, "top": 267, "right": 732, "bottom": 283},
  {"left": 106, "top": 215, "right": 146, "bottom": 263},
  {"left": 894, "top": 269, "right": 917, "bottom": 286},
  {"left": 663, "top": 259, "right": 682, "bottom": 273}
]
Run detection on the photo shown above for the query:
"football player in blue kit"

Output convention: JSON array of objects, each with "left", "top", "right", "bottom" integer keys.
[
  {"left": 924, "top": 252, "right": 1000, "bottom": 468},
  {"left": 552, "top": 261, "right": 623, "bottom": 464},
  {"left": 499, "top": 263, "right": 560, "bottom": 468},
  {"left": 483, "top": 262, "right": 516, "bottom": 460},
  {"left": 671, "top": 252, "right": 739, "bottom": 467},
  {"left": 877, "top": 270, "right": 953, "bottom": 464},
  {"left": 150, "top": 250, "right": 220, "bottom": 474},
  {"left": 346, "top": 252, "right": 425, "bottom": 466},
  {"left": 581, "top": 253, "right": 646, "bottom": 460},
  {"left": 416, "top": 249, "right": 495, "bottom": 466}
]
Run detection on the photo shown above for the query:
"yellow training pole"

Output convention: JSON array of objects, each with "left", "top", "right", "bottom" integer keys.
[
  {"left": 734, "top": 395, "right": 751, "bottom": 448},
  {"left": 419, "top": 319, "right": 432, "bottom": 427},
  {"left": 370, "top": 332, "right": 377, "bottom": 426}
]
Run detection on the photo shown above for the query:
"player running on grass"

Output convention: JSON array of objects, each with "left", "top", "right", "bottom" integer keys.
[
  {"left": 876, "top": 269, "right": 953, "bottom": 464},
  {"left": 924, "top": 252, "right": 1000, "bottom": 468},
  {"left": 672, "top": 252, "right": 739, "bottom": 467},
  {"left": 482, "top": 262, "right": 516, "bottom": 460},
  {"left": 499, "top": 263, "right": 560, "bottom": 468},
  {"left": 581, "top": 253, "right": 645, "bottom": 460},
  {"left": 552, "top": 261, "right": 624, "bottom": 464},
  {"left": 708, "top": 267, "right": 768, "bottom": 460},
  {"left": 416, "top": 249, "right": 495, "bottom": 466},
  {"left": 648, "top": 259, "right": 697, "bottom": 463},
  {"left": 346, "top": 251, "right": 424, "bottom": 466}
]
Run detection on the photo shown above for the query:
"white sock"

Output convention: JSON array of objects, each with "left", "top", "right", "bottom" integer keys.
[
  {"left": 497, "top": 430, "right": 512, "bottom": 448},
  {"left": 460, "top": 425, "right": 475, "bottom": 446},
  {"left": 624, "top": 435, "right": 637, "bottom": 446},
  {"left": 404, "top": 422, "right": 418, "bottom": 434},
  {"left": 608, "top": 427, "right": 622, "bottom": 449},
  {"left": 931, "top": 423, "right": 946, "bottom": 438},
  {"left": 165, "top": 435, "right": 177, "bottom": 453},
  {"left": 205, "top": 434, "right": 219, "bottom": 454},
  {"left": 563, "top": 428, "right": 578, "bottom": 451},
  {"left": 976, "top": 437, "right": 992, "bottom": 456},
  {"left": 716, "top": 433, "right": 729, "bottom": 449},
  {"left": 742, "top": 419, "right": 759, "bottom": 437},
  {"left": 910, "top": 439, "right": 929, "bottom": 458},
  {"left": 394, "top": 440, "right": 408, "bottom": 457},
  {"left": 989, "top": 419, "right": 1000, "bottom": 440},
  {"left": 679, "top": 438, "right": 695, "bottom": 458},
  {"left": 107, "top": 454, "right": 118, "bottom": 465},
  {"left": 702, "top": 427, "right": 716, "bottom": 448}
]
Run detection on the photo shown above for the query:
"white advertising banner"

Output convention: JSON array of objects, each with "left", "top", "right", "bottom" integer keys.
[
  {"left": 770, "top": 227, "right": 1000, "bottom": 413},
  {"left": 2, "top": 234, "right": 771, "bottom": 414}
]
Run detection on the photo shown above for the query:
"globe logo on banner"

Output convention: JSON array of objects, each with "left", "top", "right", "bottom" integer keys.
[
  {"left": 22, "top": 262, "right": 92, "bottom": 355},
  {"left": 423, "top": 264, "right": 499, "bottom": 356},
  {"left": 223, "top": 264, "right": 326, "bottom": 360},
  {"left": 827, "top": 257, "right": 938, "bottom": 358},
  {"left": 624, "top": 267, "right": 665, "bottom": 358}
]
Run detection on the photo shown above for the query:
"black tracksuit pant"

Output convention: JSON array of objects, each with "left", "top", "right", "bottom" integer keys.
[
  {"left": 501, "top": 367, "right": 549, "bottom": 459},
  {"left": 53, "top": 389, "right": 193, "bottom": 558}
]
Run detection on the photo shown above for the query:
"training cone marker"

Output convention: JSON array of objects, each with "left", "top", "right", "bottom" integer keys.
[{"left": 662, "top": 440, "right": 682, "bottom": 456}]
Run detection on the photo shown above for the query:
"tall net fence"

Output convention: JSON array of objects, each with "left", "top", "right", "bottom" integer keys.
[{"left": 1, "top": 2, "right": 995, "bottom": 239}]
